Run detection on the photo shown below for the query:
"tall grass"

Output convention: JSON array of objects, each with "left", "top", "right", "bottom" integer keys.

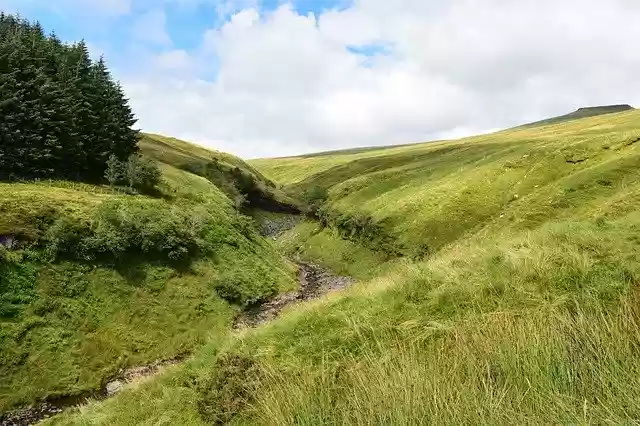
[
  {"left": 202, "top": 216, "right": 637, "bottom": 424},
  {"left": 246, "top": 300, "right": 640, "bottom": 425}
]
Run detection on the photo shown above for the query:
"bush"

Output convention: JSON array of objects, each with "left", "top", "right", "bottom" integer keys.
[
  {"left": 128, "top": 156, "right": 162, "bottom": 193},
  {"left": 316, "top": 208, "right": 404, "bottom": 257},
  {"left": 198, "top": 353, "right": 262, "bottom": 424},
  {"left": 213, "top": 270, "right": 278, "bottom": 306},
  {"left": 303, "top": 186, "right": 329, "bottom": 214},
  {"left": 105, "top": 155, "right": 124, "bottom": 187},
  {"left": 44, "top": 200, "right": 217, "bottom": 263},
  {"left": 103, "top": 155, "right": 162, "bottom": 194}
]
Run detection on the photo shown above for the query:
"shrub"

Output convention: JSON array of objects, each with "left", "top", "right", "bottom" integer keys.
[
  {"left": 128, "top": 156, "right": 162, "bottom": 193},
  {"left": 104, "top": 155, "right": 124, "bottom": 187},
  {"left": 213, "top": 270, "right": 278, "bottom": 306},
  {"left": 44, "top": 216, "right": 94, "bottom": 260},
  {"left": 198, "top": 353, "right": 262, "bottom": 424},
  {"left": 44, "top": 200, "right": 216, "bottom": 263},
  {"left": 317, "top": 208, "right": 404, "bottom": 257},
  {"left": 303, "top": 186, "right": 329, "bottom": 213},
  {"left": 104, "top": 155, "right": 162, "bottom": 194}
]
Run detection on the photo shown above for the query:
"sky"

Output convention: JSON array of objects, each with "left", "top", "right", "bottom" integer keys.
[{"left": 1, "top": 0, "right": 639, "bottom": 159}]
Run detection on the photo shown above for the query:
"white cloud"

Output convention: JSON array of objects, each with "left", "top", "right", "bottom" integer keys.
[
  {"left": 154, "top": 49, "right": 193, "bottom": 70},
  {"left": 132, "top": 8, "right": 171, "bottom": 45},
  {"left": 120, "top": 0, "right": 640, "bottom": 158}
]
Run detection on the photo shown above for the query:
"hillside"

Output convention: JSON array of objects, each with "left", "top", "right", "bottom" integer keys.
[
  {"left": 253, "top": 108, "right": 640, "bottom": 257},
  {"left": 0, "top": 139, "right": 298, "bottom": 417},
  {"left": 42, "top": 108, "right": 640, "bottom": 424},
  {"left": 139, "top": 134, "right": 301, "bottom": 212}
]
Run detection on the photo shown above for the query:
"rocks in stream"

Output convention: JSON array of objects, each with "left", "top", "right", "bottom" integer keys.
[
  {"left": 105, "top": 380, "right": 124, "bottom": 396},
  {"left": 0, "top": 358, "right": 184, "bottom": 426},
  {"left": 234, "top": 261, "right": 356, "bottom": 328},
  {"left": 0, "top": 403, "right": 62, "bottom": 426},
  {"left": 259, "top": 215, "right": 302, "bottom": 238}
]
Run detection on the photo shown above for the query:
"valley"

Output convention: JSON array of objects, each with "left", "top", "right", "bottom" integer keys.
[{"left": 2, "top": 106, "right": 632, "bottom": 425}]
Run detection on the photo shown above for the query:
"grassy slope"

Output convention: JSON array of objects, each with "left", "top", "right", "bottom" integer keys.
[
  {"left": 140, "top": 133, "right": 300, "bottom": 211},
  {"left": 50, "top": 109, "right": 640, "bottom": 424},
  {"left": 253, "top": 109, "right": 640, "bottom": 256},
  {"left": 0, "top": 148, "right": 296, "bottom": 412},
  {"left": 140, "top": 133, "right": 275, "bottom": 185}
]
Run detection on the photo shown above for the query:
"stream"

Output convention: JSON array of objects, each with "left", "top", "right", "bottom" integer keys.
[{"left": 0, "top": 216, "right": 355, "bottom": 426}]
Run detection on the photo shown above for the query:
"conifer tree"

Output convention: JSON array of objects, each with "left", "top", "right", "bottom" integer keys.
[{"left": 0, "top": 14, "right": 140, "bottom": 182}]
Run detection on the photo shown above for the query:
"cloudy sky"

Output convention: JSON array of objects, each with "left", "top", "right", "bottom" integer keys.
[{"left": 2, "top": 0, "right": 639, "bottom": 158}]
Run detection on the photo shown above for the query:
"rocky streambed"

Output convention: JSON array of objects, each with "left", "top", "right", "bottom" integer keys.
[
  {"left": 0, "top": 358, "right": 184, "bottom": 426},
  {"left": 234, "top": 260, "right": 356, "bottom": 328}
]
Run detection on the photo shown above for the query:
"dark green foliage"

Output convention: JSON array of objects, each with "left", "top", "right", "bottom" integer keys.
[
  {"left": 0, "top": 259, "right": 37, "bottom": 318},
  {"left": 317, "top": 207, "right": 404, "bottom": 258},
  {"left": 302, "top": 186, "right": 328, "bottom": 214},
  {"left": 104, "top": 155, "right": 123, "bottom": 187},
  {"left": 0, "top": 14, "right": 139, "bottom": 182},
  {"left": 126, "top": 156, "right": 162, "bottom": 193},
  {"left": 44, "top": 200, "right": 215, "bottom": 263},
  {"left": 213, "top": 270, "right": 278, "bottom": 306},
  {"left": 197, "top": 353, "right": 262, "bottom": 425},
  {"left": 104, "top": 154, "right": 161, "bottom": 193},
  {"left": 176, "top": 159, "right": 300, "bottom": 213}
]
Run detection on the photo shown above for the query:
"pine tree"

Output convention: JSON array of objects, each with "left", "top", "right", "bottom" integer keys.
[{"left": 0, "top": 14, "right": 140, "bottom": 182}]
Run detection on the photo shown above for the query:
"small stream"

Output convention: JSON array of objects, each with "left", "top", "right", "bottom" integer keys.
[
  {"left": 1, "top": 215, "right": 355, "bottom": 426},
  {"left": 234, "top": 260, "right": 355, "bottom": 328}
]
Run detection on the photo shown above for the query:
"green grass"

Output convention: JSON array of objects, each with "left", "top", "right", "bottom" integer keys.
[
  {"left": 0, "top": 158, "right": 296, "bottom": 412},
  {"left": 36, "top": 108, "right": 640, "bottom": 424},
  {"left": 276, "top": 221, "right": 395, "bottom": 281},
  {"left": 140, "top": 133, "right": 273, "bottom": 185},
  {"left": 253, "top": 109, "right": 640, "bottom": 255},
  {"left": 140, "top": 133, "right": 300, "bottom": 211}
]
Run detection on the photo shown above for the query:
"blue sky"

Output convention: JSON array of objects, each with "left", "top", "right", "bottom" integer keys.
[
  {"left": 3, "top": 1, "right": 353, "bottom": 69},
  {"left": 1, "top": 0, "right": 638, "bottom": 159}
]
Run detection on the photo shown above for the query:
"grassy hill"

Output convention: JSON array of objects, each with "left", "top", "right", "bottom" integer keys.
[
  {"left": 39, "top": 108, "right": 640, "bottom": 424},
  {"left": 253, "top": 108, "right": 640, "bottom": 257},
  {"left": 0, "top": 140, "right": 298, "bottom": 414},
  {"left": 140, "top": 134, "right": 300, "bottom": 212}
]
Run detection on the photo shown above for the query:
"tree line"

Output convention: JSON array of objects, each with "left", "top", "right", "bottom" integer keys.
[{"left": 0, "top": 13, "right": 139, "bottom": 182}]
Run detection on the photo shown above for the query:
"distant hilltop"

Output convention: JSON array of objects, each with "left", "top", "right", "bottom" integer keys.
[
  {"left": 575, "top": 104, "right": 634, "bottom": 113},
  {"left": 521, "top": 104, "right": 635, "bottom": 128}
]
